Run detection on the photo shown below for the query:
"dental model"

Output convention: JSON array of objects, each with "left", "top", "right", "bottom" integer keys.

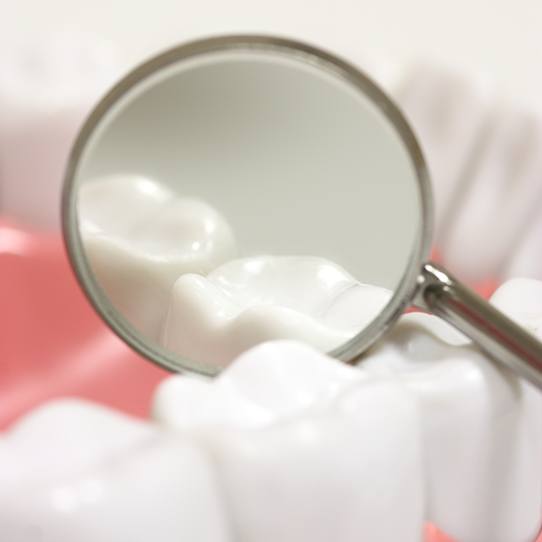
[
  {"left": 397, "top": 63, "right": 542, "bottom": 283},
  {"left": 79, "top": 174, "right": 237, "bottom": 340},
  {"left": 2, "top": 278, "right": 541, "bottom": 542},
  {"left": 0, "top": 31, "right": 122, "bottom": 229},
  {"left": 161, "top": 255, "right": 391, "bottom": 365}
]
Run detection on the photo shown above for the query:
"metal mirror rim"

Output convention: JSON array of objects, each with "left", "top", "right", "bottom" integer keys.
[{"left": 62, "top": 34, "right": 434, "bottom": 375}]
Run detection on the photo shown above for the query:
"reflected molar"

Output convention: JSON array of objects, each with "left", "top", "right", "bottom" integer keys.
[
  {"left": 79, "top": 174, "right": 237, "bottom": 339},
  {"left": 161, "top": 256, "right": 392, "bottom": 366},
  {"left": 0, "top": 32, "right": 122, "bottom": 229},
  {"left": 0, "top": 400, "right": 232, "bottom": 542},
  {"left": 154, "top": 341, "right": 425, "bottom": 542}
]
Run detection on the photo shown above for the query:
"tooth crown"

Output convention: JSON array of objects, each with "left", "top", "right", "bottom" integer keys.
[
  {"left": 0, "top": 400, "right": 232, "bottom": 542},
  {"left": 0, "top": 32, "right": 122, "bottom": 229},
  {"left": 155, "top": 341, "right": 425, "bottom": 542}
]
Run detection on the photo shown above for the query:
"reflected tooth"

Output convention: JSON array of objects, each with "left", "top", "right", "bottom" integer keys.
[
  {"left": 154, "top": 341, "right": 424, "bottom": 542},
  {"left": 79, "top": 174, "right": 237, "bottom": 339},
  {"left": 364, "top": 311, "right": 542, "bottom": 542},
  {"left": 441, "top": 107, "right": 542, "bottom": 281},
  {"left": 161, "top": 256, "right": 391, "bottom": 366},
  {"left": 0, "top": 400, "right": 232, "bottom": 541},
  {"left": 0, "top": 32, "right": 122, "bottom": 229},
  {"left": 395, "top": 63, "right": 491, "bottom": 240}
]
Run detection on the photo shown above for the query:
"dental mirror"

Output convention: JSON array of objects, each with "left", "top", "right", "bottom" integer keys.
[{"left": 63, "top": 35, "right": 542, "bottom": 388}]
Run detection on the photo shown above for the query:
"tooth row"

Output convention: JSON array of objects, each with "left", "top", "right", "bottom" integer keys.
[
  {"left": 3, "top": 278, "right": 541, "bottom": 541},
  {"left": 396, "top": 63, "right": 542, "bottom": 283}
]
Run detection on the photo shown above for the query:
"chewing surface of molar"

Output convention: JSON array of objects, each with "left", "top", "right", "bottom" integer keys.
[
  {"left": 0, "top": 400, "right": 232, "bottom": 542},
  {"left": 0, "top": 32, "right": 123, "bottom": 229},
  {"left": 79, "top": 174, "right": 237, "bottom": 340},
  {"left": 161, "top": 255, "right": 392, "bottom": 366}
]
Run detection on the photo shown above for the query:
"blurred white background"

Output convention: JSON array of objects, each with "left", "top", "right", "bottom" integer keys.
[{"left": 2, "top": 0, "right": 541, "bottom": 105}]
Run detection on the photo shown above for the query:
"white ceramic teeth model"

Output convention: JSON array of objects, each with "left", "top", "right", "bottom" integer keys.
[
  {"left": 396, "top": 63, "right": 542, "bottom": 283},
  {"left": 0, "top": 401, "right": 232, "bottom": 541},
  {"left": 161, "top": 255, "right": 391, "bottom": 366},
  {"left": 2, "top": 279, "right": 539, "bottom": 541},
  {"left": 395, "top": 63, "right": 492, "bottom": 243},
  {"left": 79, "top": 174, "right": 238, "bottom": 340},
  {"left": 439, "top": 106, "right": 542, "bottom": 282},
  {"left": 156, "top": 277, "right": 542, "bottom": 542},
  {"left": 0, "top": 31, "right": 123, "bottom": 229}
]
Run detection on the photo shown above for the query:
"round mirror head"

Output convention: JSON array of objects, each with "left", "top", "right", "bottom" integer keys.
[{"left": 63, "top": 35, "right": 432, "bottom": 375}]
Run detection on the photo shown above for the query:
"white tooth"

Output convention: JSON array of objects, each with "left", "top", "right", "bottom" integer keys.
[
  {"left": 160, "top": 256, "right": 391, "bottom": 366},
  {"left": 0, "top": 32, "right": 122, "bottom": 229},
  {"left": 79, "top": 174, "right": 237, "bottom": 340},
  {"left": 153, "top": 340, "right": 365, "bottom": 429},
  {"left": 504, "top": 213, "right": 542, "bottom": 281},
  {"left": 154, "top": 341, "right": 424, "bottom": 542},
  {"left": 364, "top": 312, "right": 542, "bottom": 542},
  {"left": 440, "top": 106, "right": 542, "bottom": 282},
  {"left": 0, "top": 399, "right": 232, "bottom": 542},
  {"left": 395, "top": 63, "right": 492, "bottom": 241},
  {"left": 490, "top": 278, "right": 542, "bottom": 339}
]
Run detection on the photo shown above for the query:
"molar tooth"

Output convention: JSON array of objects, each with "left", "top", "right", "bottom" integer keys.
[
  {"left": 490, "top": 278, "right": 542, "bottom": 338},
  {"left": 364, "top": 312, "right": 542, "bottom": 542},
  {"left": 153, "top": 340, "right": 364, "bottom": 430},
  {"left": 154, "top": 341, "right": 424, "bottom": 542},
  {"left": 440, "top": 106, "right": 542, "bottom": 282},
  {"left": 0, "top": 32, "right": 122, "bottom": 228},
  {"left": 79, "top": 174, "right": 237, "bottom": 339},
  {"left": 161, "top": 256, "right": 391, "bottom": 366},
  {"left": 395, "top": 63, "right": 491, "bottom": 241},
  {"left": 504, "top": 213, "right": 542, "bottom": 283},
  {"left": 0, "top": 400, "right": 232, "bottom": 541}
]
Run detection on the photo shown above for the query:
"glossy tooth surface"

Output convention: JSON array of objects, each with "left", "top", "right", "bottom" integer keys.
[
  {"left": 0, "top": 400, "right": 231, "bottom": 542},
  {"left": 504, "top": 213, "right": 542, "bottom": 281},
  {"left": 161, "top": 256, "right": 391, "bottom": 366},
  {"left": 363, "top": 311, "right": 542, "bottom": 542},
  {"left": 154, "top": 340, "right": 425, "bottom": 542},
  {"left": 79, "top": 174, "right": 237, "bottom": 339},
  {"left": 441, "top": 106, "right": 542, "bottom": 281},
  {"left": 0, "top": 32, "right": 122, "bottom": 229},
  {"left": 395, "top": 63, "right": 491, "bottom": 241},
  {"left": 490, "top": 278, "right": 542, "bottom": 338}
]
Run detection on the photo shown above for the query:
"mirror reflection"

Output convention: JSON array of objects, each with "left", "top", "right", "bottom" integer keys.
[{"left": 73, "top": 46, "right": 422, "bottom": 369}]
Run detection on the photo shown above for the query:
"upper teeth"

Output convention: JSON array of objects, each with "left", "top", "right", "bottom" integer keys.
[
  {"left": 0, "top": 31, "right": 123, "bottom": 229},
  {"left": 79, "top": 174, "right": 237, "bottom": 340},
  {"left": 161, "top": 255, "right": 391, "bottom": 365},
  {"left": 3, "top": 278, "right": 541, "bottom": 542},
  {"left": 397, "top": 63, "right": 542, "bottom": 283}
]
